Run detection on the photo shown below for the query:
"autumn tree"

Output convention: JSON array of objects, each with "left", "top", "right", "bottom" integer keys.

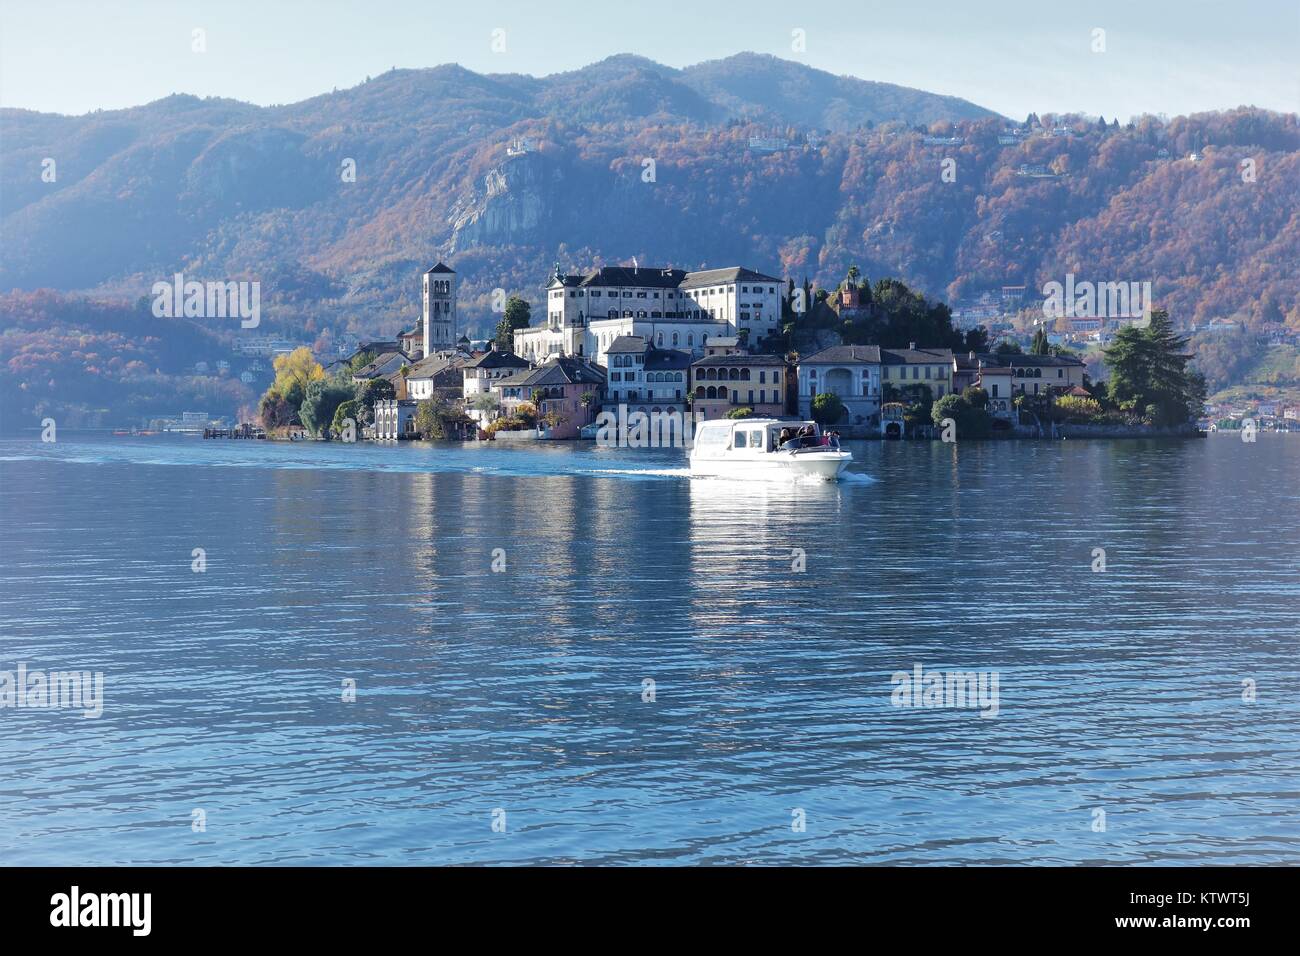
[
  {"left": 271, "top": 347, "right": 325, "bottom": 406},
  {"left": 258, "top": 346, "right": 324, "bottom": 428}
]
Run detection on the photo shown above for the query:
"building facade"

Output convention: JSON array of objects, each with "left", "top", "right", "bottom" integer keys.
[
  {"left": 462, "top": 348, "right": 532, "bottom": 426},
  {"left": 797, "top": 345, "right": 882, "bottom": 425},
  {"left": 514, "top": 263, "right": 784, "bottom": 365},
  {"left": 690, "top": 353, "right": 791, "bottom": 421},
  {"left": 975, "top": 365, "right": 1015, "bottom": 419},
  {"left": 493, "top": 356, "right": 606, "bottom": 440},
  {"left": 880, "top": 347, "right": 956, "bottom": 400},
  {"left": 604, "top": 336, "right": 691, "bottom": 415},
  {"left": 979, "top": 353, "right": 1087, "bottom": 395},
  {"left": 678, "top": 267, "right": 784, "bottom": 345},
  {"left": 422, "top": 263, "right": 457, "bottom": 355},
  {"left": 406, "top": 348, "right": 472, "bottom": 402},
  {"left": 372, "top": 399, "right": 420, "bottom": 440}
]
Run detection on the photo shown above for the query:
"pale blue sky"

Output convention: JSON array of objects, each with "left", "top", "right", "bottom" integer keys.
[{"left": 2, "top": 0, "right": 1296, "bottom": 119}]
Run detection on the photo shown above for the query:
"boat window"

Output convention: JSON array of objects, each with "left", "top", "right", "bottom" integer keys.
[
  {"left": 748, "top": 430, "right": 766, "bottom": 450},
  {"left": 695, "top": 425, "right": 728, "bottom": 449},
  {"left": 733, "top": 431, "right": 748, "bottom": 448}
]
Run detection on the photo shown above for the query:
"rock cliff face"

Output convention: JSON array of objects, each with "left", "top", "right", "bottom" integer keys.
[{"left": 449, "top": 154, "right": 560, "bottom": 250}]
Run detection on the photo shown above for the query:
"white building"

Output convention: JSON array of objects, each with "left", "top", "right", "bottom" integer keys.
[
  {"left": 405, "top": 348, "right": 473, "bottom": 401},
  {"left": 515, "top": 263, "right": 784, "bottom": 365},
  {"left": 588, "top": 315, "right": 729, "bottom": 367},
  {"left": 461, "top": 348, "right": 532, "bottom": 425},
  {"left": 678, "top": 267, "right": 784, "bottom": 345},
  {"left": 797, "top": 346, "right": 882, "bottom": 425},
  {"left": 604, "top": 335, "right": 691, "bottom": 414},
  {"left": 372, "top": 399, "right": 419, "bottom": 440}
]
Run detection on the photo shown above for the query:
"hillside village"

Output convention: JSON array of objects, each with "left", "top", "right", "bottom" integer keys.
[{"left": 234, "top": 258, "right": 1255, "bottom": 445}]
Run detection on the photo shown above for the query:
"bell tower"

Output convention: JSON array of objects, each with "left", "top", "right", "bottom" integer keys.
[{"left": 423, "top": 263, "right": 456, "bottom": 355}]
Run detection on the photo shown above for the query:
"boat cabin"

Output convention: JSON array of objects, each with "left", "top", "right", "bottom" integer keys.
[{"left": 693, "top": 418, "right": 832, "bottom": 457}]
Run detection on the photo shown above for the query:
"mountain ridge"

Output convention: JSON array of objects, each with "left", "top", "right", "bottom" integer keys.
[{"left": 1, "top": 54, "right": 1297, "bottom": 425}]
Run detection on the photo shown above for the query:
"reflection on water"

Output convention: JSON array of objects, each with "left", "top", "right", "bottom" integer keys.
[{"left": 0, "top": 435, "right": 1297, "bottom": 865}]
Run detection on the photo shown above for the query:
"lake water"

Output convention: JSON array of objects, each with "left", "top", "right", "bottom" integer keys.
[{"left": 1, "top": 434, "right": 1297, "bottom": 865}]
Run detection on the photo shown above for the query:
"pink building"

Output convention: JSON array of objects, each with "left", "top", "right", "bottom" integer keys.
[{"left": 494, "top": 356, "right": 606, "bottom": 439}]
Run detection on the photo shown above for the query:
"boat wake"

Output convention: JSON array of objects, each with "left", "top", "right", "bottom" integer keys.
[{"left": 3, "top": 440, "right": 878, "bottom": 486}]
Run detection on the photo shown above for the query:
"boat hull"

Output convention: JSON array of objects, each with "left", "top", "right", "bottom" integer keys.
[{"left": 689, "top": 450, "right": 852, "bottom": 481}]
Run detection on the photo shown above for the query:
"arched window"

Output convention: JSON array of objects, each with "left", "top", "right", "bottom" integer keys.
[
  {"left": 672, "top": 332, "right": 679, "bottom": 346},
  {"left": 656, "top": 332, "right": 664, "bottom": 346},
  {"left": 706, "top": 368, "right": 716, "bottom": 381},
  {"left": 687, "top": 333, "right": 694, "bottom": 346},
  {"left": 729, "top": 368, "right": 740, "bottom": 381},
  {"left": 701, "top": 334, "right": 708, "bottom": 346},
  {"left": 741, "top": 368, "right": 751, "bottom": 381},
  {"left": 1034, "top": 368, "right": 1042, "bottom": 378},
  {"left": 706, "top": 386, "right": 717, "bottom": 399},
  {"left": 695, "top": 386, "right": 706, "bottom": 398}
]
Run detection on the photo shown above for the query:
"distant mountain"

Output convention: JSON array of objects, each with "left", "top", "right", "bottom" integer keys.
[
  {"left": 680, "top": 53, "right": 997, "bottom": 129},
  {"left": 1, "top": 53, "right": 1298, "bottom": 425}
]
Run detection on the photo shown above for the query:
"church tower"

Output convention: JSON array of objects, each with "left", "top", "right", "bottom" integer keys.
[{"left": 422, "top": 263, "right": 456, "bottom": 355}]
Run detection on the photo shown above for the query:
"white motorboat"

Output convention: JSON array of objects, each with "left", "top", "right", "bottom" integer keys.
[{"left": 689, "top": 418, "right": 852, "bottom": 480}]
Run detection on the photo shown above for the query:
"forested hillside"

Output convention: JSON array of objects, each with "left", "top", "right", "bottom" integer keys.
[{"left": 2, "top": 52, "right": 1296, "bottom": 424}]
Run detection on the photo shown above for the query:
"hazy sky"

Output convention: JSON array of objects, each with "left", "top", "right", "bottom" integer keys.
[{"left": 2, "top": 0, "right": 1296, "bottom": 120}]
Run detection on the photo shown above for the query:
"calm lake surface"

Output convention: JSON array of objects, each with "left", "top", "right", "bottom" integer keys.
[{"left": 1, "top": 434, "right": 1298, "bottom": 865}]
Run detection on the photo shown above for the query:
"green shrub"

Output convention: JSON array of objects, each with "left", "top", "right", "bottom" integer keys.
[{"left": 810, "top": 392, "right": 845, "bottom": 425}]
